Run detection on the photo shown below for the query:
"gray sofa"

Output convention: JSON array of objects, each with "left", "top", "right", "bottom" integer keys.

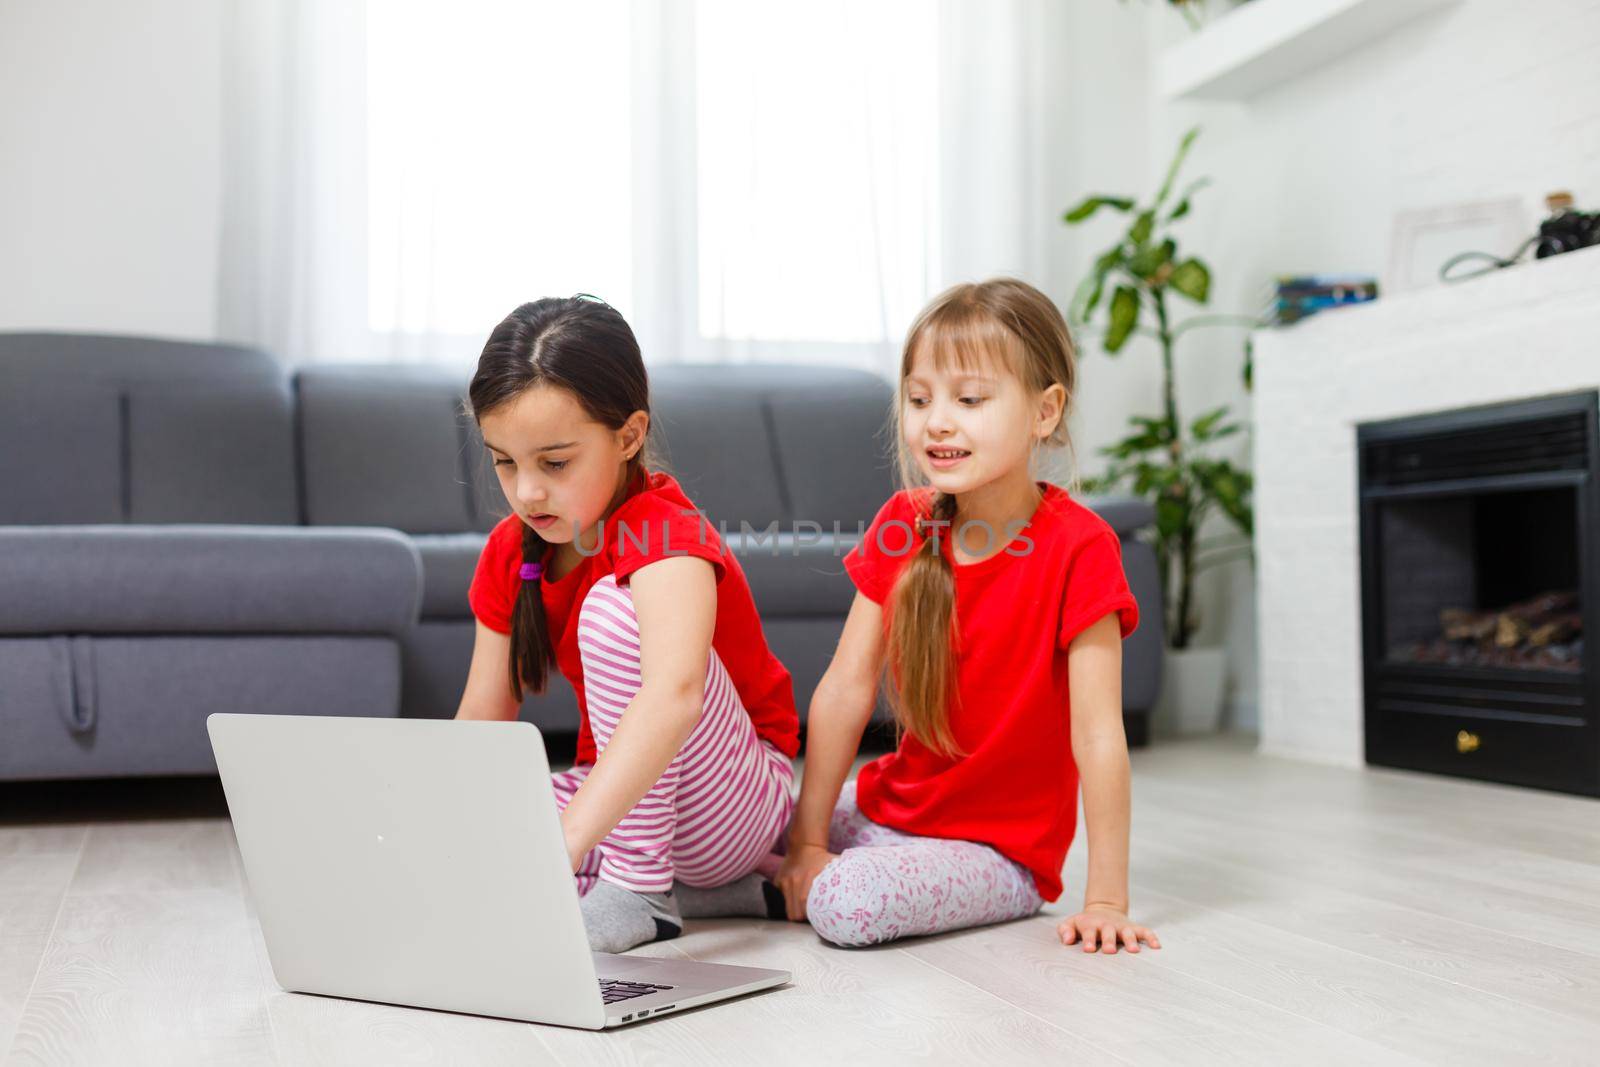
[{"left": 0, "top": 332, "right": 1164, "bottom": 782}]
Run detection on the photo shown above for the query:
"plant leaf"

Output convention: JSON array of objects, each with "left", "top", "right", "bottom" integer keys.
[
  {"left": 1104, "top": 419, "right": 1170, "bottom": 458},
  {"left": 1104, "top": 286, "right": 1140, "bottom": 353},
  {"left": 1128, "top": 210, "right": 1155, "bottom": 247},
  {"left": 1063, "top": 195, "right": 1136, "bottom": 224},
  {"left": 1078, "top": 248, "right": 1123, "bottom": 320},
  {"left": 1154, "top": 492, "right": 1187, "bottom": 542},
  {"left": 1164, "top": 177, "right": 1211, "bottom": 223},
  {"left": 1132, "top": 461, "right": 1168, "bottom": 497},
  {"left": 1189, "top": 458, "right": 1254, "bottom": 537},
  {"left": 1127, "top": 238, "right": 1175, "bottom": 283},
  {"left": 1189, "top": 405, "right": 1229, "bottom": 440},
  {"left": 1168, "top": 258, "right": 1211, "bottom": 304},
  {"left": 1069, "top": 272, "right": 1100, "bottom": 325},
  {"left": 1154, "top": 127, "right": 1201, "bottom": 209}
]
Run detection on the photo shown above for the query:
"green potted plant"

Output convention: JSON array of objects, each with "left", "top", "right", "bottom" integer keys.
[{"left": 1063, "top": 126, "right": 1260, "bottom": 735}]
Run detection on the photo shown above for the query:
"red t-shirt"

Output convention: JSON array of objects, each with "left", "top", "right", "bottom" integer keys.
[
  {"left": 842, "top": 483, "right": 1139, "bottom": 902},
  {"left": 468, "top": 470, "right": 799, "bottom": 764}
]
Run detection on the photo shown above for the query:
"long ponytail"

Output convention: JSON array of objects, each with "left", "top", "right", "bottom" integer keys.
[
  {"left": 508, "top": 523, "right": 553, "bottom": 700},
  {"left": 886, "top": 490, "right": 963, "bottom": 757}
]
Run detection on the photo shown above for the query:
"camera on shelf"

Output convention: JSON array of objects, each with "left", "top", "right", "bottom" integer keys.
[{"left": 1536, "top": 191, "right": 1600, "bottom": 258}]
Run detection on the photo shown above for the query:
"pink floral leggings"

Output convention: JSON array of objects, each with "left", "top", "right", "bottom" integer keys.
[{"left": 804, "top": 781, "right": 1043, "bottom": 947}]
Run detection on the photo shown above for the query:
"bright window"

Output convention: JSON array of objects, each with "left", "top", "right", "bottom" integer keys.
[
  {"left": 365, "top": 0, "right": 634, "bottom": 335},
  {"left": 695, "top": 0, "right": 940, "bottom": 344},
  {"left": 363, "top": 1, "right": 941, "bottom": 351}
]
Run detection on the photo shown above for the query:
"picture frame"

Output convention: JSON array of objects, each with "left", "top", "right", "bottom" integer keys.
[{"left": 1385, "top": 197, "right": 1529, "bottom": 295}]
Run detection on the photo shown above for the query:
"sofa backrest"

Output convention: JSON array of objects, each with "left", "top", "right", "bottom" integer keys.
[
  {"left": 0, "top": 332, "right": 299, "bottom": 525},
  {"left": 297, "top": 361, "right": 898, "bottom": 537},
  {"left": 649, "top": 364, "right": 897, "bottom": 532},
  {"left": 0, "top": 334, "right": 899, "bottom": 537},
  {"left": 295, "top": 365, "right": 500, "bottom": 534}
]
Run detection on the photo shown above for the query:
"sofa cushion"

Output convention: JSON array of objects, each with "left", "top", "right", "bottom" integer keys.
[
  {"left": 412, "top": 532, "right": 486, "bottom": 618},
  {"left": 648, "top": 363, "right": 898, "bottom": 534},
  {"left": 128, "top": 382, "right": 299, "bottom": 524},
  {"left": 649, "top": 366, "right": 790, "bottom": 530},
  {"left": 764, "top": 367, "right": 898, "bottom": 526},
  {"left": 0, "top": 526, "right": 421, "bottom": 636},
  {"left": 0, "top": 332, "right": 290, "bottom": 525},
  {"left": 297, "top": 365, "right": 493, "bottom": 534},
  {"left": 727, "top": 531, "right": 860, "bottom": 617},
  {"left": 0, "top": 375, "right": 124, "bottom": 523},
  {"left": 0, "top": 331, "right": 279, "bottom": 379},
  {"left": 0, "top": 635, "right": 400, "bottom": 780}
]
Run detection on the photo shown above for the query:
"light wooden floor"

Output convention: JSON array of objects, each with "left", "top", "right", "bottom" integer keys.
[{"left": 3, "top": 734, "right": 1598, "bottom": 1066}]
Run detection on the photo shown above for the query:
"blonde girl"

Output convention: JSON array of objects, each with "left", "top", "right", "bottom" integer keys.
[{"left": 775, "top": 278, "right": 1161, "bottom": 953}]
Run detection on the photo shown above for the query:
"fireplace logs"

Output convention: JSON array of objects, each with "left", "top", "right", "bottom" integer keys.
[{"left": 1393, "top": 590, "right": 1584, "bottom": 671}]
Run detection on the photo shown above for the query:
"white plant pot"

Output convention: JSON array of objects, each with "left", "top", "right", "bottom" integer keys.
[{"left": 1154, "top": 645, "right": 1228, "bottom": 736}]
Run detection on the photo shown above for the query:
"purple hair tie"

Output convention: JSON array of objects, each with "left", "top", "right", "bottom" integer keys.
[{"left": 519, "top": 562, "right": 543, "bottom": 582}]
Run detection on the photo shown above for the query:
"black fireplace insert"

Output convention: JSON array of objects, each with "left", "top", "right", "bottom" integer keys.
[{"left": 1358, "top": 390, "right": 1599, "bottom": 796}]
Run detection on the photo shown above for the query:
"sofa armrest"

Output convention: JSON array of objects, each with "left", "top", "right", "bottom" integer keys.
[{"left": 0, "top": 525, "right": 421, "bottom": 636}]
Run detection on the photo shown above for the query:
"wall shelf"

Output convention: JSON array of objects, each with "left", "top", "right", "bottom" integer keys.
[{"left": 1159, "top": 0, "right": 1461, "bottom": 101}]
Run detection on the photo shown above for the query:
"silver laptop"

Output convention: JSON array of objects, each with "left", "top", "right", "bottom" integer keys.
[{"left": 207, "top": 713, "right": 790, "bottom": 1029}]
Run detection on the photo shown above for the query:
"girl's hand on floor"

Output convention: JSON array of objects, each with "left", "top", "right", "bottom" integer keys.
[
  {"left": 1056, "top": 908, "right": 1160, "bottom": 954},
  {"left": 774, "top": 843, "right": 838, "bottom": 921}
]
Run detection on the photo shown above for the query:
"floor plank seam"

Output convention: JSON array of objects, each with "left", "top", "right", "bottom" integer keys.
[
  {"left": 4, "top": 826, "right": 89, "bottom": 1063},
  {"left": 225, "top": 830, "right": 286, "bottom": 1066}
]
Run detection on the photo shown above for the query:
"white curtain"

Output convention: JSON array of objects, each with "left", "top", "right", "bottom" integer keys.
[{"left": 217, "top": 0, "right": 1056, "bottom": 374}]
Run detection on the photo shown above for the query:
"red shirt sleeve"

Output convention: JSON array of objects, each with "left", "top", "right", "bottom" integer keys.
[
  {"left": 842, "top": 491, "right": 923, "bottom": 604},
  {"left": 609, "top": 492, "right": 727, "bottom": 586},
  {"left": 1056, "top": 529, "right": 1140, "bottom": 649},
  {"left": 468, "top": 516, "right": 523, "bottom": 635}
]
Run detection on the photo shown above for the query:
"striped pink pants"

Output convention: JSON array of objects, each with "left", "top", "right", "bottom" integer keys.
[{"left": 550, "top": 574, "right": 796, "bottom": 895}]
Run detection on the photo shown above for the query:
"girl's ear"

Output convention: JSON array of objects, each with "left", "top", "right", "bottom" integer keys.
[
  {"left": 1036, "top": 383, "right": 1067, "bottom": 440},
  {"left": 619, "top": 410, "right": 650, "bottom": 460}
]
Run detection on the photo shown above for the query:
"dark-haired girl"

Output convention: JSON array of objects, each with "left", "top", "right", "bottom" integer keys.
[
  {"left": 455, "top": 296, "right": 797, "bottom": 953},
  {"left": 774, "top": 278, "right": 1162, "bottom": 954}
]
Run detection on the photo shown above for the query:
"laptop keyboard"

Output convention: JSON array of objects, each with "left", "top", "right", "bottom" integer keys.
[{"left": 599, "top": 979, "right": 674, "bottom": 1005}]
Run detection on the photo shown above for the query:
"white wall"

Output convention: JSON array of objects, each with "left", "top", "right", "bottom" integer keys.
[
  {"left": 1039, "top": 2, "right": 1160, "bottom": 476},
  {"left": 1126, "top": 0, "right": 1600, "bottom": 732},
  {"left": 0, "top": 0, "right": 223, "bottom": 339}
]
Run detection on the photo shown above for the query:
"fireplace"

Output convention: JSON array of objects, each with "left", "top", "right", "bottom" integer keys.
[{"left": 1358, "top": 390, "right": 1599, "bottom": 796}]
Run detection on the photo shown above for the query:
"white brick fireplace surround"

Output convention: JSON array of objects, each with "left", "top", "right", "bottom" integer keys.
[{"left": 1253, "top": 245, "right": 1600, "bottom": 767}]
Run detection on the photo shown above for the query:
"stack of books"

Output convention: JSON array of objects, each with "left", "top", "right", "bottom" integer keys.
[{"left": 1270, "top": 274, "right": 1378, "bottom": 325}]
